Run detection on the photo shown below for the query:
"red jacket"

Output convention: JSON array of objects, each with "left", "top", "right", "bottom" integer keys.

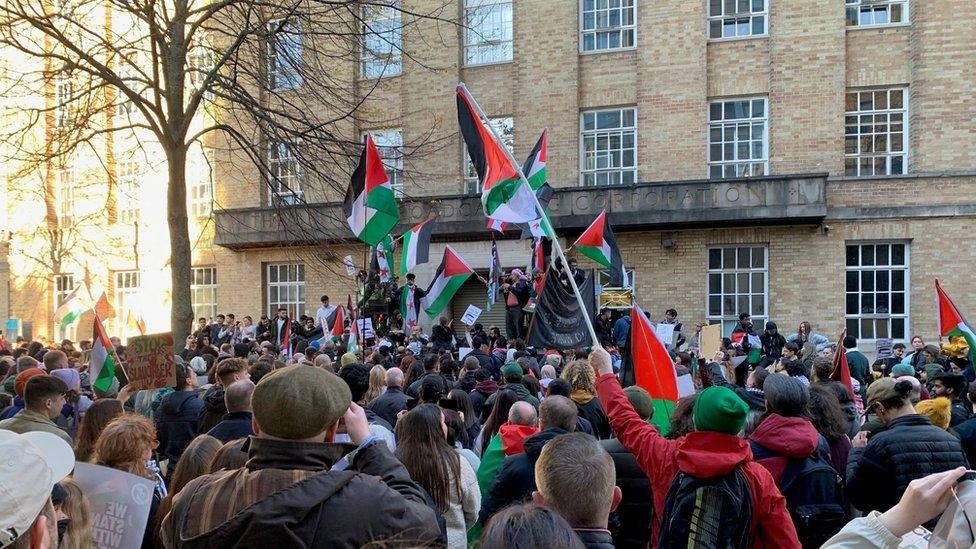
[
  {"left": 748, "top": 413, "right": 822, "bottom": 483},
  {"left": 595, "top": 373, "right": 800, "bottom": 548}
]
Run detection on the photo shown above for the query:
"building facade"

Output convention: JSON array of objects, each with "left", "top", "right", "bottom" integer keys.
[{"left": 4, "top": 0, "right": 976, "bottom": 353}]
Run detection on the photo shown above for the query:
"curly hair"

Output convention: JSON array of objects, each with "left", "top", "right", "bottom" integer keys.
[
  {"left": 93, "top": 413, "right": 157, "bottom": 480},
  {"left": 560, "top": 359, "right": 596, "bottom": 395}
]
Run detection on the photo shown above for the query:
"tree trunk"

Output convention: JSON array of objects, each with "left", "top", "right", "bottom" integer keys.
[{"left": 167, "top": 146, "right": 192, "bottom": 351}]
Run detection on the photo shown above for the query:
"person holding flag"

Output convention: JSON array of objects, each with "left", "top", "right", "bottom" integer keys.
[{"left": 396, "top": 273, "right": 426, "bottom": 330}]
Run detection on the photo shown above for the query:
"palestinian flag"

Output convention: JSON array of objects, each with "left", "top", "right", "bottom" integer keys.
[
  {"left": 90, "top": 315, "right": 117, "bottom": 393},
  {"left": 346, "top": 295, "right": 358, "bottom": 354},
  {"left": 520, "top": 184, "right": 556, "bottom": 240},
  {"left": 400, "top": 216, "right": 434, "bottom": 276},
  {"left": 331, "top": 306, "right": 345, "bottom": 339},
  {"left": 55, "top": 287, "right": 87, "bottom": 331},
  {"left": 522, "top": 130, "right": 548, "bottom": 191},
  {"left": 831, "top": 329, "right": 856, "bottom": 402},
  {"left": 573, "top": 211, "right": 628, "bottom": 287},
  {"left": 630, "top": 304, "right": 679, "bottom": 434},
  {"left": 344, "top": 134, "right": 400, "bottom": 246},
  {"left": 422, "top": 246, "right": 474, "bottom": 318},
  {"left": 936, "top": 279, "right": 976, "bottom": 365},
  {"left": 456, "top": 85, "right": 537, "bottom": 223}
]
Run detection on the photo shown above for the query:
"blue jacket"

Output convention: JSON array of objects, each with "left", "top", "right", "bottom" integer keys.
[
  {"left": 156, "top": 390, "right": 205, "bottom": 466},
  {"left": 206, "top": 411, "right": 254, "bottom": 443},
  {"left": 612, "top": 317, "right": 631, "bottom": 349}
]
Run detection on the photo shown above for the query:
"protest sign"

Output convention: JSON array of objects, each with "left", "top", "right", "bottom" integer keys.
[
  {"left": 655, "top": 323, "right": 675, "bottom": 345},
  {"left": 72, "top": 462, "right": 155, "bottom": 549},
  {"left": 460, "top": 304, "right": 482, "bottom": 326},
  {"left": 125, "top": 333, "right": 177, "bottom": 391},
  {"left": 343, "top": 256, "right": 357, "bottom": 277},
  {"left": 357, "top": 317, "right": 375, "bottom": 339},
  {"left": 676, "top": 374, "right": 695, "bottom": 397},
  {"left": 700, "top": 323, "right": 722, "bottom": 359},
  {"left": 876, "top": 338, "right": 894, "bottom": 360},
  {"left": 458, "top": 347, "right": 473, "bottom": 361}
]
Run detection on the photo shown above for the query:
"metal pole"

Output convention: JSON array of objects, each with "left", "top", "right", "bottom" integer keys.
[{"left": 458, "top": 83, "right": 600, "bottom": 347}]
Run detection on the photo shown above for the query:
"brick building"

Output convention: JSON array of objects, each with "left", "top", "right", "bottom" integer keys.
[{"left": 4, "top": 0, "right": 976, "bottom": 354}]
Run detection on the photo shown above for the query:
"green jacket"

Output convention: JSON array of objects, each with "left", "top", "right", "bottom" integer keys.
[
  {"left": 468, "top": 423, "right": 539, "bottom": 544},
  {"left": 0, "top": 409, "right": 73, "bottom": 445}
]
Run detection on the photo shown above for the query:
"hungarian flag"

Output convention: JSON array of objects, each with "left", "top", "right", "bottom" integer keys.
[
  {"left": 90, "top": 315, "right": 117, "bottom": 393},
  {"left": 55, "top": 287, "right": 87, "bottom": 332},
  {"left": 486, "top": 218, "right": 508, "bottom": 233},
  {"left": 522, "top": 130, "right": 548, "bottom": 191},
  {"left": 456, "top": 85, "right": 536, "bottom": 223},
  {"left": 422, "top": 246, "right": 474, "bottom": 318},
  {"left": 630, "top": 304, "right": 679, "bottom": 434},
  {"left": 936, "top": 279, "right": 976, "bottom": 365},
  {"left": 400, "top": 216, "right": 435, "bottom": 275},
  {"left": 574, "top": 211, "right": 628, "bottom": 287},
  {"left": 344, "top": 134, "right": 400, "bottom": 246},
  {"left": 831, "top": 329, "right": 856, "bottom": 401}
]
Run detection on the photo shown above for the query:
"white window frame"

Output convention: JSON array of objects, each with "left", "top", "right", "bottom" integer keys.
[
  {"left": 707, "top": 0, "right": 768, "bottom": 40},
  {"left": 844, "top": 88, "right": 908, "bottom": 177},
  {"left": 365, "top": 130, "right": 404, "bottom": 198},
  {"left": 845, "top": 241, "right": 910, "bottom": 342},
  {"left": 708, "top": 97, "right": 768, "bottom": 179},
  {"left": 114, "top": 270, "right": 140, "bottom": 336},
  {"left": 117, "top": 160, "right": 141, "bottom": 224},
  {"left": 188, "top": 47, "right": 215, "bottom": 102},
  {"left": 579, "top": 107, "right": 637, "bottom": 187},
  {"left": 266, "top": 263, "right": 305, "bottom": 319},
  {"left": 191, "top": 267, "right": 217, "bottom": 321},
  {"left": 57, "top": 168, "right": 74, "bottom": 226},
  {"left": 579, "top": 0, "right": 636, "bottom": 53},
  {"left": 190, "top": 150, "right": 214, "bottom": 218},
  {"left": 361, "top": 3, "right": 402, "bottom": 79},
  {"left": 54, "top": 273, "right": 76, "bottom": 341},
  {"left": 846, "top": 0, "right": 909, "bottom": 28},
  {"left": 267, "top": 19, "right": 303, "bottom": 91},
  {"left": 464, "top": 117, "right": 514, "bottom": 194},
  {"left": 116, "top": 49, "right": 142, "bottom": 118},
  {"left": 463, "top": 0, "right": 513, "bottom": 66},
  {"left": 55, "top": 75, "right": 73, "bottom": 128},
  {"left": 706, "top": 245, "right": 769, "bottom": 337},
  {"left": 268, "top": 139, "right": 303, "bottom": 205}
]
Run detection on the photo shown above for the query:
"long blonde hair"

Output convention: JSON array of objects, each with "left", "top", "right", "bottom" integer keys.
[
  {"left": 363, "top": 365, "right": 387, "bottom": 404},
  {"left": 58, "top": 478, "right": 94, "bottom": 549}
]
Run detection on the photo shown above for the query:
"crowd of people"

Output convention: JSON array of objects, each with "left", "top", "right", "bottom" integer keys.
[{"left": 1, "top": 305, "right": 976, "bottom": 548}]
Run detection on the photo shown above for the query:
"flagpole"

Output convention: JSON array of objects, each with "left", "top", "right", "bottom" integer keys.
[{"left": 459, "top": 83, "right": 600, "bottom": 346}]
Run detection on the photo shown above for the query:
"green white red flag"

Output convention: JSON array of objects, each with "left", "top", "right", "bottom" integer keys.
[
  {"left": 400, "top": 216, "right": 435, "bottom": 276},
  {"left": 90, "top": 315, "right": 117, "bottom": 393},
  {"left": 522, "top": 130, "right": 548, "bottom": 191},
  {"left": 344, "top": 134, "right": 400, "bottom": 246},
  {"left": 630, "top": 304, "right": 679, "bottom": 434},
  {"left": 55, "top": 287, "right": 87, "bottom": 331},
  {"left": 936, "top": 279, "right": 976, "bottom": 365},
  {"left": 573, "top": 211, "right": 628, "bottom": 287},
  {"left": 422, "top": 246, "right": 474, "bottom": 318}
]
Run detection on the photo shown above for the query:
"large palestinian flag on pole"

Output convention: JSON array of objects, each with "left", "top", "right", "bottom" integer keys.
[
  {"left": 456, "top": 85, "right": 537, "bottom": 223},
  {"left": 573, "top": 211, "right": 628, "bottom": 287},
  {"left": 422, "top": 246, "right": 474, "bottom": 318},
  {"left": 630, "top": 304, "right": 679, "bottom": 434},
  {"left": 400, "top": 216, "right": 434, "bottom": 275},
  {"left": 522, "top": 130, "right": 548, "bottom": 191},
  {"left": 55, "top": 287, "right": 87, "bottom": 332},
  {"left": 344, "top": 135, "right": 400, "bottom": 246},
  {"left": 90, "top": 315, "right": 117, "bottom": 393},
  {"left": 936, "top": 279, "right": 976, "bottom": 365}
]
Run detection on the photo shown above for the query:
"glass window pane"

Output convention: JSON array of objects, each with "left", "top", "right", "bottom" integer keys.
[
  {"left": 846, "top": 271, "right": 858, "bottom": 292},
  {"left": 723, "top": 248, "right": 735, "bottom": 268},
  {"left": 736, "top": 249, "right": 750, "bottom": 269},
  {"left": 709, "top": 248, "right": 721, "bottom": 269},
  {"left": 846, "top": 245, "right": 858, "bottom": 266},
  {"left": 709, "top": 296, "right": 721, "bottom": 316},
  {"left": 846, "top": 293, "right": 859, "bottom": 315},
  {"left": 752, "top": 295, "right": 764, "bottom": 315}
]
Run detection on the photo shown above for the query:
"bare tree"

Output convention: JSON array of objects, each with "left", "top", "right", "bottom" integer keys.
[{"left": 0, "top": 0, "right": 457, "bottom": 347}]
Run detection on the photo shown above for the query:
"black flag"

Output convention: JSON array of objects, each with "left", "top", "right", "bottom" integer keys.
[{"left": 525, "top": 266, "right": 596, "bottom": 350}]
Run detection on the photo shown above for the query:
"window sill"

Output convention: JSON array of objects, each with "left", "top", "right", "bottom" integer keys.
[
  {"left": 359, "top": 72, "right": 403, "bottom": 82},
  {"left": 707, "top": 33, "right": 769, "bottom": 43},
  {"left": 462, "top": 60, "right": 514, "bottom": 69},
  {"left": 579, "top": 46, "right": 637, "bottom": 56},
  {"left": 846, "top": 22, "right": 910, "bottom": 31}
]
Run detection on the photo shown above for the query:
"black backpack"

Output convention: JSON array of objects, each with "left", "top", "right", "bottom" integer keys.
[
  {"left": 752, "top": 441, "right": 846, "bottom": 548},
  {"left": 658, "top": 467, "right": 753, "bottom": 549}
]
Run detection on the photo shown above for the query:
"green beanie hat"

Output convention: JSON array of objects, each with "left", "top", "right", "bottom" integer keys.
[
  {"left": 692, "top": 386, "right": 749, "bottom": 435},
  {"left": 501, "top": 362, "right": 523, "bottom": 382}
]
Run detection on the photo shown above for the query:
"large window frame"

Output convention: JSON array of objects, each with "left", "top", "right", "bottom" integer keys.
[
  {"left": 268, "top": 139, "right": 303, "bottom": 205},
  {"left": 580, "top": 107, "right": 637, "bottom": 187},
  {"left": 54, "top": 274, "right": 76, "bottom": 341},
  {"left": 708, "top": 97, "right": 768, "bottom": 179},
  {"left": 114, "top": 270, "right": 140, "bottom": 336},
  {"left": 580, "top": 0, "right": 636, "bottom": 53},
  {"left": 57, "top": 168, "right": 75, "bottom": 227},
  {"left": 846, "top": 0, "right": 908, "bottom": 28},
  {"left": 707, "top": 245, "right": 768, "bottom": 336},
  {"left": 190, "top": 150, "right": 214, "bottom": 219},
  {"left": 361, "top": 3, "right": 402, "bottom": 79},
  {"left": 366, "top": 130, "right": 404, "bottom": 198},
  {"left": 845, "top": 242, "right": 909, "bottom": 342},
  {"left": 266, "top": 263, "right": 305, "bottom": 319},
  {"left": 844, "top": 88, "right": 908, "bottom": 177},
  {"left": 117, "top": 160, "right": 141, "bottom": 224},
  {"left": 55, "top": 75, "right": 73, "bottom": 128},
  {"left": 463, "top": 0, "right": 513, "bottom": 66},
  {"left": 191, "top": 267, "right": 217, "bottom": 321},
  {"left": 267, "top": 19, "right": 303, "bottom": 91},
  {"left": 707, "top": 0, "right": 768, "bottom": 40},
  {"left": 464, "top": 117, "right": 514, "bottom": 194}
]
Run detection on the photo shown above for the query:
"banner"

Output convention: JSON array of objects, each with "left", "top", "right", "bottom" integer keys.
[
  {"left": 125, "top": 333, "right": 178, "bottom": 390},
  {"left": 72, "top": 462, "right": 156, "bottom": 549},
  {"left": 525, "top": 267, "right": 596, "bottom": 350}
]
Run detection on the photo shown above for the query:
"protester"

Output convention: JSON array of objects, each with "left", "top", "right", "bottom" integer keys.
[
  {"left": 73, "top": 398, "right": 124, "bottom": 461},
  {"left": 338, "top": 362, "right": 396, "bottom": 450},
  {"left": 207, "top": 438, "right": 248, "bottom": 473},
  {"left": 807, "top": 384, "right": 854, "bottom": 477},
  {"left": 561, "top": 359, "right": 612, "bottom": 440},
  {"left": 55, "top": 477, "right": 94, "bottom": 549},
  {"left": 205, "top": 379, "right": 254, "bottom": 442},
  {"left": 476, "top": 401, "right": 539, "bottom": 512},
  {"left": 156, "top": 362, "right": 205, "bottom": 471},
  {"left": 368, "top": 367, "right": 411, "bottom": 428},
  {"left": 929, "top": 372, "right": 971, "bottom": 427},
  {"left": 363, "top": 364, "right": 387, "bottom": 404},
  {"left": 153, "top": 435, "right": 221, "bottom": 545},
  {"left": 600, "top": 386, "right": 654, "bottom": 548},
  {"left": 478, "top": 388, "right": 519, "bottom": 455},
  {"left": 482, "top": 363, "right": 539, "bottom": 423},
  {"left": 787, "top": 321, "right": 828, "bottom": 348},
  {"left": 0, "top": 374, "right": 72, "bottom": 445},
  {"left": 396, "top": 404, "right": 480, "bottom": 548},
  {"left": 448, "top": 388, "right": 481, "bottom": 448},
  {"left": 843, "top": 335, "right": 871, "bottom": 391},
  {"left": 469, "top": 368, "right": 498, "bottom": 420},
  {"left": 481, "top": 503, "right": 586, "bottom": 549},
  {"left": 197, "top": 358, "right": 249, "bottom": 434}
]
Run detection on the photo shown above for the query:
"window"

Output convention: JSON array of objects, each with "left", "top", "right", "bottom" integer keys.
[
  {"left": 267, "top": 263, "right": 305, "bottom": 319},
  {"left": 581, "top": 0, "right": 635, "bottom": 52},
  {"left": 367, "top": 130, "right": 404, "bottom": 197},
  {"left": 709, "top": 97, "right": 767, "bottom": 179},
  {"left": 268, "top": 139, "right": 303, "bottom": 205},
  {"left": 267, "top": 19, "right": 303, "bottom": 91},
  {"left": 55, "top": 274, "right": 76, "bottom": 340},
  {"left": 846, "top": 0, "right": 908, "bottom": 27},
  {"left": 707, "top": 245, "right": 768, "bottom": 336},
  {"left": 362, "top": 3, "right": 402, "bottom": 78},
  {"left": 846, "top": 242, "right": 908, "bottom": 340},
  {"left": 57, "top": 168, "right": 74, "bottom": 226},
  {"left": 114, "top": 271, "right": 140, "bottom": 335},
  {"left": 191, "top": 267, "right": 217, "bottom": 321},
  {"left": 845, "top": 88, "right": 907, "bottom": 176},
  {"left": 116, "top": 50, "right": 141, "bottom": 117},
  {"left": 708, "top": 0, "right": 767, "bottom": 39},
  {"left": 464, "top": 117, "right": 514, "bottom": 194},
  {"left": 190, "top": 150, "right": 214, "bottom": 218},
  {"left": 55, "top": 75, "right": 72, "bottom": 128},
  {"left": 117, "top": 161, "right": 141, "bottom": 224},
  {"left": 580, "top": 107, "right": 636, "bottom": 187},
  {"left": 188, "top": 48, "right": 215, "bottom": 102},
  {"left": 464, "top": 0, "right": 513, "bottom": 66}
]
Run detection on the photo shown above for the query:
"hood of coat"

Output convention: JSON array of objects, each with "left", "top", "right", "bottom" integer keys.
[
  {"left": 475, "top": 380, "right": 499, "bottom": 396},
  {"left": 498, "top": 423, "right": 540, "bottom": 456},
  {"left": 675, "top": 431, "right": 753, "bottom": 478},
  {"left": 749, "top": 413, "right": 820, "bottom": 459}
]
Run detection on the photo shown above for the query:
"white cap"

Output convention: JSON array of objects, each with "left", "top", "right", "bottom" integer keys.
[{"left": 0, "top": 430, "right": 75, "bottom": 547}]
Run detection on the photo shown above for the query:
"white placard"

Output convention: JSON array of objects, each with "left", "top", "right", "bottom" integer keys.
[
  {"left": 655, "top": 323, "right": 675, "bottom": 345},
  {"left": 676, "top": 374, "right": 696, "bottom": 397},
  {"left": 730, "top": 355, "right": 747, "bottom": 367},
  {"left": 460, "top": 304, "right": 482, "bottom": 326},
  {"left": 343, "top": 256, "right": 357, "bottom": 277},
  {"left": 357, "top": 317, "right": 374, "bottom": 340},
  {"left": 458, "top": 347, "right": 473, "bottom": 361}
]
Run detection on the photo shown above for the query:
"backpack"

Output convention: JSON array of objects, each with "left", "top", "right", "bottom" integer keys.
[
  {"left": 658, "top": 467, "right": 753, "bottom": 549},
  {"left": 752, "top": 441, "right": 846, "bottom": 548}
]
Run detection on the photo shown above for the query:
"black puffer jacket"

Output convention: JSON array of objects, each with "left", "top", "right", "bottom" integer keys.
[
  {"left": 478, "top": 428, "right": 568, "bottom": 524},
  {"left": 601, "top": 438, "right": 652, "bottom": 549},
  {"left": 156, "top": 390, "right": 205, "bottom": 466},
  {"left": 846, "top": 414, "right": 968, "bottom": 513}
]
